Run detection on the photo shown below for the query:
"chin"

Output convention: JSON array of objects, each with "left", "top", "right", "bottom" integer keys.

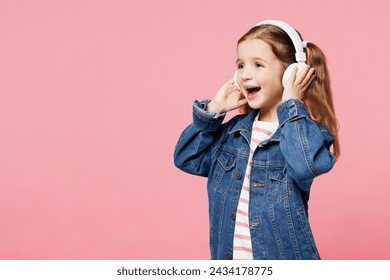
[{"left": 247, "top": 101, "right": 262, "bottom": 110}]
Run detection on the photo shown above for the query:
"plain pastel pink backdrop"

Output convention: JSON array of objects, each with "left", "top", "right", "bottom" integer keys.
[{"left": 1, "top": 0, "right": 389, "bottom": 259}]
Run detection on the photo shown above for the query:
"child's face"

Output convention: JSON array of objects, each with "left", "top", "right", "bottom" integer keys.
[{"left": 236, "top": 39, "right": 285, "bottom": 119}]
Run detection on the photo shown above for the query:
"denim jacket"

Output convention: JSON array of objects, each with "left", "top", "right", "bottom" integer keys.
[{"left": 174, "top": 98, "right": 336, "bottom": 260}]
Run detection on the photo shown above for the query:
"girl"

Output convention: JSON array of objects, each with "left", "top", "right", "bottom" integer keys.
[{"left": 174, "top": 20, "right": 339, "bottom": 260}]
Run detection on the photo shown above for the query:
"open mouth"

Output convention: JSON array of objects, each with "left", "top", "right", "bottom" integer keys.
[{"left": 246, "top": 87, "right": 261, "bottom": 98}]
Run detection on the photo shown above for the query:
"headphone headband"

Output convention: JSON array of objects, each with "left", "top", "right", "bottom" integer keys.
[{"left": 255, "top": 20, "right": 307, "bottom": 63}]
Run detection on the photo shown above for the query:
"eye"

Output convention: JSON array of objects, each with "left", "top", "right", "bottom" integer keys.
[
  {"left": 255, "top": 62, "right": 264, "bottom": 68},
  {"left": 237, "top": 63, "right": 244, "bottom": 69}
]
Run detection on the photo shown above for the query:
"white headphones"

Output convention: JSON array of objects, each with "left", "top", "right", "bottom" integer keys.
[{"left": 234, "top": 20, "right": 308, "bottom": 89}]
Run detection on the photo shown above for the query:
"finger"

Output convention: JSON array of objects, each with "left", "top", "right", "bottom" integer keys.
[
  {"left": 231, "top": 82, "right": 242, "bottom": 92},
  {"left": 224, "top": 78, "right": 235, "bottom": 89},
  {"left": 227, "top": 80, "right": 237, "bottom": 91},
  {"left": 294, "top": 64, "right": 311, "bottom": 84},
  {"left": 238, "top": 98, "right": 248, "bottom": 107},
  {"left": 301, "top": 73, "right": 316, "bottom": 92},
  {"left": 238, "top": 91, "right": 246, "bottom": 100},
  {"left": 230, "top": 87, "right": 241, "bottom": 95},
  {"left": 300, "top": 67, "right": 315, "bottom": 88}
]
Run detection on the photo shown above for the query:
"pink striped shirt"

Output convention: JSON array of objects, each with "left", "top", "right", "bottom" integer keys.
[{"left": 232, "top": 114, "right": 278, "bottom": 260}]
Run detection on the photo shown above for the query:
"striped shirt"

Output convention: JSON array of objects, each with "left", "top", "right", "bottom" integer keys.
[{"left": 232, "top": 114, "right": 278, "bottom": 260}]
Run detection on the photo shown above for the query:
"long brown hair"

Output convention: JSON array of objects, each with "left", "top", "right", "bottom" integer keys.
[{"left": 238, "top": 24, "right": 340, "bottom": 159}]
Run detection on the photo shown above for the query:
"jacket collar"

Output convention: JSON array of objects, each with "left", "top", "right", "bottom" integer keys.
[
  {"left": 229, "top": 109, "right": 260, "bottom": 133},
  {"left": 229, "top": 109, "right": 281, "bottom": 145}
]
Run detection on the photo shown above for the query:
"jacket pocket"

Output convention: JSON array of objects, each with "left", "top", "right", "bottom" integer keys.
[
  {"left": 212, "top": 151, "right": 236, "bottom": 192},
  {"left": 268, "top": 167, "right": 286, "bottom": 202}
]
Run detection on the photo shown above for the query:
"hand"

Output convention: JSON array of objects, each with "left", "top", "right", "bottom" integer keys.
[
  {"left": 282, "top": 65, "right": 315, "bottom": 101},
  {"left": 207, "top": 79, "right": 247, "bottom": 114}
]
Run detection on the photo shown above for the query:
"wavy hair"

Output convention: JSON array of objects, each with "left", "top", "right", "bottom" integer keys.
[{"left": 238, "top": 24, "right": 340, "bottom": 159}]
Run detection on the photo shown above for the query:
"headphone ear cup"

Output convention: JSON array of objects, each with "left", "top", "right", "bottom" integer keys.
[
  {"left": 282, "top": 63, "right": 307, "bottom": 87},
  {"left": 233, "top": 70, "right": 241, "bottom": 90}
]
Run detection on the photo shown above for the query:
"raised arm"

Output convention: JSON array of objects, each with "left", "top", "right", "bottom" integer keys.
[
  {"left": 174, "top": 79, "right": 246, "bottom": 177},
  {"left": 277, "top": 98, "right": 336, "bottom": 192},
  {"left": 173, "top": 100, "right": 226, "bottom": 177}
]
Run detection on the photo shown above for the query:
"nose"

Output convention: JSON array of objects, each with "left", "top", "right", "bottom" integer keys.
[{"left": 240, "top": 67, "right": 254, "bottom": 81}]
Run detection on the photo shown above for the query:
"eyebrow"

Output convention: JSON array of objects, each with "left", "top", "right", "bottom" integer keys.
[{"left": 236, "top": 57, "right": 268, "bottom": 64}]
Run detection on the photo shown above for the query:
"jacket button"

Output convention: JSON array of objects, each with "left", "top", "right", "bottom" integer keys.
[
  {"left": 231, "top": 212, "right": 236, "bottom": 221},
  {"left": 236, "top": 172, "right": 242, "bottom": 180},
  {"left": 226, "top": 252, "right": 233, "bottom": 260},
  {"left": 250, "top": 220, "right": 261, "bottom": 227}
]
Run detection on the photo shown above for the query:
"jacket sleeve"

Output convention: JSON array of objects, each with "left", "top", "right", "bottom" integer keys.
[
  {"left": 277, "top": 99, "right": 336, "bottom": 192},
  {"left": 173, "top": 99, "right": 227, "bottom": 177}
]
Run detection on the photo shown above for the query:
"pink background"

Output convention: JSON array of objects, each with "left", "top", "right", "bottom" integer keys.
[{"left": 0, "top": 0, "right": 389, "bottom": 259}]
